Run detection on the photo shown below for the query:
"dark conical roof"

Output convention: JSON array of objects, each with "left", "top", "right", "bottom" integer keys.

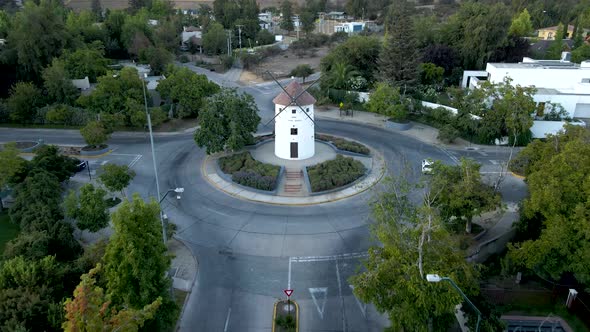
[{"left": 272, "top": 80, "right": 316, "bottom": 106}]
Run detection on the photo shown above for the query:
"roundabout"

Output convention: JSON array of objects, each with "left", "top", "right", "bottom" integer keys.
[{"left": 201, "top": 135, "right": 386, "bottom": 205}]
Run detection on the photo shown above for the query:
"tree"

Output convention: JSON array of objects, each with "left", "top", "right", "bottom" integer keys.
[
  {"left": 509, "top": 126, "right": 590, "bottom": 286},
  {"left": 289, "top": 64, "right": 314, "bottom": 83},
  {"left": 379, "top": 1, "right": 418, "bottom": 92},
  {"left": 322, "top": 62, "right": 359, "bottom": 91},
  {"left": 350, "top": 174, "right": 479, "bottom": 331},
  {"left": 91, "top": 0, "right": 102, "bottom": 21},
  {"left": 63, "top": 44, "right": 110, "bottom": 82},
  {"left": 103, "top": 194, "right": 177, "bottom": 330},
  {"left": 366, "top": 83, "right": 402, "bottom": 115},
  {"left": 98, "top": 164, "right": 136, "bottom": 199},
  {"left": 202, "top": 21, "right": 227, "bottom": 55},
  {"left": 346, "top": 0, "right": 367, "bottom": 18},
  {"left": 419, "top": 62, "right": 444, "bottom": 87},
  {"left": 140, "top": 46, "right": 173, "bottom": 75},
  {"left": 64, "top": 184, "right": 109, "bottom": 232},
  {"left": 5, "top": 0, "right": 71, "bottom": 80},
  {"left": 7, "top": 82, "right": 43, "bottom": 123},
  {"left": 320, "top": 35, "right": 381, "bottom": 85},
  {"left": 63, "top": 264, "right": 161, "bottom": 332},
  {"left": 509, "top": 9, "right": 533, "bottom": 37},
  {"left": 42, "top": 59, "right": 80, "bottom": 105},
  {"left": 430, "top": 158, "right": 501, "bottom": 233},
  {"left": 194, "top": 88, "right": 261, "bottom": 154},
  {"left": 0, "top": 143, "right": 26, "bottom": 191},
  {"left": 299, "top": 9, "right": 315, "bottom": 35},
  {"left": 29, "top": 145, "right": 78, "bottom": 182},
  {"left": 280, "top": 0, "right": 294, "bottom": 33},
  {"left": 156, "top": 66, "right": 220, "bottom": 118},
  {"left": 80, "top": 121, "right": 110, "bottom": 147},
  {"left": 572, "top": 44, "right": 590, "bottom": 63},
  {"left": 421, "top": 44, "right": 459, "bottom": 78}
]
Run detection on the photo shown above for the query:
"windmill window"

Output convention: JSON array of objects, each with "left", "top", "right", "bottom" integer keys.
[
  {"left": 292, "top": 109, "right": 296, "bottom": 114},
  {"left": 306, "top": 108, "right": 310, "bottom": 112},
  {"left": 291, "top": 128, "right": 298, "bottom": 135}
]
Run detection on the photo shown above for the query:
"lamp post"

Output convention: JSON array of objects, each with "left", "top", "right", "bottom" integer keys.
[
  {"left": 426, "top": 274, "right": 482, "bottom": 332},
  {"left": 141, "top": 73, "right": 166, "bottom": 243}
]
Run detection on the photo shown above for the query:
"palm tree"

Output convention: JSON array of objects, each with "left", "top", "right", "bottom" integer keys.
[{"left": 323, "top": 62, "right": 359, "bottom": 91}]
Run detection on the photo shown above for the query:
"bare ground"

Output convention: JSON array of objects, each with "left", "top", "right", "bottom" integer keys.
[{"left": 239, "top": 45, "right": 330, "bottom": 84}]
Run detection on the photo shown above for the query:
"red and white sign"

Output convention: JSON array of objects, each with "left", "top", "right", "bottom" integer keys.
[{"left": 284, "top": 289, "right": 294, "bottom": 297}]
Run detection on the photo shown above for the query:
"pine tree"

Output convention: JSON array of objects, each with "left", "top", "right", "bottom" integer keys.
[
  {"left": 280, "top": 0, "right": 294, "bottom": 33},
  {"left": 378, "top": 0, "right": 418, "bottom": 93},
  {"left": 91, "top": 0, "right": 102, "bottom": 21}
]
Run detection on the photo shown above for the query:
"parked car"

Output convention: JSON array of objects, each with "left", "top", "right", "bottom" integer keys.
[
  {"left": 421, "top": 159, "right": 434, "bottom": 174},
  {"left": 73, "top": 159, "right": 87, "bottom": 173}
]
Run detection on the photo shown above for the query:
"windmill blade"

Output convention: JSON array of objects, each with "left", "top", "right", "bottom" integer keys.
[
  {"left": 266, "top": 70, "right": 317, "bottom": 126},
  {"left": 294, "top": 103, "right": 316, "bottom": 125},
  {"left": 264, "top": 107, "right": 287, "bottom": 127}
]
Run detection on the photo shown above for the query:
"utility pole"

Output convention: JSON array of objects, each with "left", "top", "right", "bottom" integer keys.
[{"left": 236, "top": 24, "right": 244, "bottom": 50}]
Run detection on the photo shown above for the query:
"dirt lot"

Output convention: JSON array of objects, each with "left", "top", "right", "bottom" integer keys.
[{"left": 239, "top": 45, "right": 330, "bottom": 84}]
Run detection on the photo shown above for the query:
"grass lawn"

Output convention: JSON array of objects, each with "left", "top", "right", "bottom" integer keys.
[
  {"left": 499, "top": 302, "right": 589, "bottom": 331},
  {"left": 0, "top": 212, "right": 19, "bottom": 254}
]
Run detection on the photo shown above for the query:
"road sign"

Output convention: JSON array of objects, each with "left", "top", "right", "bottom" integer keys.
[{"left": 284, "top": 289, "right": 293, "bottom": 297}]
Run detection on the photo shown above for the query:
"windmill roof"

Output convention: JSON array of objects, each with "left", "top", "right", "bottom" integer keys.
[{"left": 272, "top": 81, "right": 316, "bottom": 106}]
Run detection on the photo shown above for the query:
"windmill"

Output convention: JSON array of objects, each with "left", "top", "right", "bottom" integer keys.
[{"left": 267, "top": 71, "right": 319, "bottom": 160}]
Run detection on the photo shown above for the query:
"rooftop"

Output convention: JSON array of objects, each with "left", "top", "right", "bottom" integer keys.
[
  {"left": 488, "top": 57, "right": 590, "bottom": 70},
  {"left": 273, "top": 81, "right": 316, "bottom": 106}
]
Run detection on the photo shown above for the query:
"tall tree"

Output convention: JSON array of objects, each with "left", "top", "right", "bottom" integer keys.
[
  {"left": 194, "top": 88, "right": 260, "bottom": 154},
  {"left": 202, "top": 21, "right": 227, "bottom": 55},
  {"left": 346, "top": 0, "right": 367, "bottom": 19},
  {"left": 378, "top": 0, "right": 418, "bottom": 92},
  {"left": 103, "top": 194, "right": 177, "bottom": 330},
  {"left": 98, "top": 164, "right": 136, "bottom": 199},
  {"left": 63, "top": 43, "right": 110, "bottom": 82},
  {"left": 7, "top": 82, "right": 43, "bottom": 123},
  {"left": 42, "top": 59, "right": 80, "bottom": 105},
  {"left": 280, "top": 0, "right": 294, "bottom": 33},
  {"left": 63, "top": 264, "right": 161, "bottom": 332},
  {"left": 5, "top": 0, "right": 71, "bottom": 81},
  {"left": 64, "top": 184, "right": 109, "bottom": 232},
  {"left": 299, "top": 8, "right": 316, "bottom": 35},
  {"left": 320, "top": 35, "right": 381, "bottom": 84},
  {"left": 91, "top": 0, "right": 102, "bottom": 21},
  {"left": 509, "top": 8, "right": 533, "bottom": 37},
  {"left": 156, "top": 66, "right": 220, "bottom": 118},
  {"left": 509, "top": 126, "right": 590, "bottom": 286},
  {"left": 350, "top": 174, "right": 479, "bottom": 331},
  {"left": 430, "top": 158, "right": 501, "bottom": 233}
]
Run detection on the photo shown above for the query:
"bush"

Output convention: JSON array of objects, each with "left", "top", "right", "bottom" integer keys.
[
  {"left": 307, "top": 155, "right": 365, "bottom": 192},
  {"left": 387, "top": 104, "right": 409, "bottom": 122},
  {"left": 179, "top": 55, "right": 190, "bottom": 63},
  {"left": 220, "top": 55, "right": 234, "bottom": 69},
  {"left": 256, "top": 29, "right": 276, "bottom": 45},
  {"left": 218, "top": 152, "right": 280, "bottom": 191},
  {"left": 437, "top": 124, "right": 459, "bottom": 143},
  {"left": 80, "top": 121, "right": 109, "bottom": 147},
  {"left": 316, "top": 134, "right": 370, "bottom": 155}
]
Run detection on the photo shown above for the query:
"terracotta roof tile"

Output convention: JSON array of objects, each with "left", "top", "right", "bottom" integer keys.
[{"left": 272, "top": 80, "right": 316, "bottom": 106}]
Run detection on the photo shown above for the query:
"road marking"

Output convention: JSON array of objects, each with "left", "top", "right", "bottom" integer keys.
[
  {"left": 290, "top": 252, "right": 368, "bottom": 263},
  {"left": 349, "top": 285, "right": 367, "bottom": 319},
  {"left": 223, "top": 307, "right": 231, "bottom": 332},
  {"left": 203, "top": 206, "right": 231, "bottom": 217},
  {"left": 478, "top": 151, "right": 488, "bottom": 156},
  {"left": 309, "top": 287, "right": 328, "bottom": 319},
  {"left": 128, "top": 154, "right": 143, "bottom": 168},
  {"left": 336, "top": 261, "right": 347, "bottom": 332},
  {"left": 100, "top": 160, "right": 108, "bottom": 165},
  {"left": 437, "top": 147, "right": 460, "bottom": 164},
  {"left": 489, "top": 160, "right": 500, "bottom": 165},
  {"left": 287, "top": 257, "right": 292, "bottom": 290}
]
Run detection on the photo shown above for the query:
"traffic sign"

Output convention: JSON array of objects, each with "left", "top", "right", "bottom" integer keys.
[{"left": 284, "top": 289, "right": 293, "bottom": 297}]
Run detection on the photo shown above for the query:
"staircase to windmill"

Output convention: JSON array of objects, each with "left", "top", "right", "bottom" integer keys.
[{"left": 280, "top": 168, "right": 308, "bottom": 197}]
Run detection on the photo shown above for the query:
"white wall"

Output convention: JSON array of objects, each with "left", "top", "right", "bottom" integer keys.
[
  {"left": 486, "top": 63, "right": 590, "bottom": 91},
  {"left": 274, "top": 103, "right": 315, "bottom": 160},
  {"left": 530, "top": 120, "right": 586, "bottom": 138},
  {"left": 534, "top": 93, "right": 590, "bottom": 119}
]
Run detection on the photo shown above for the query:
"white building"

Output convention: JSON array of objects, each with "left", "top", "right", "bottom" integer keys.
[
  {"left": 463, "top": 54, "right": 590, "bottom": 120},
  {"left": 334, "top": 22, "right": 365, "bottom": 35},
  {"left": 273, "top": 81, "right": 316, "bottom": 160},
  {"left": 259, "top": 11, "right": 273, "bottom": 31}
]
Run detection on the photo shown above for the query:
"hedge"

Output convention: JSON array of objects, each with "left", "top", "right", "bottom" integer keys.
[
  {"left": 307, "top": 155, "right": 365, "bottom": 192},
  {"left": 218, "top": 152, "right": 280, "bottom": 191},
  {"left": 316, "top": 134, "right": 370, "bottom": 155}
]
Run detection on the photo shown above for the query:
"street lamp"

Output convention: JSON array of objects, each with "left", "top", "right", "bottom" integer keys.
[
  {"left": 160, "top": 187, "right": 185, "bottom": 203},
  {"left": 141, "top": 73, "right": 166, "bottom": 243},
  {"left": 426, "top": 274, "right": 482, "bottom": 332}
]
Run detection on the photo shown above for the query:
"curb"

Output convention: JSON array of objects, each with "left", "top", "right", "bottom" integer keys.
[
  {"left": 172, "top": 236, "right": 199, "bottom": 332},
  {"left": 272, "top": 299, "right": 299, "bottom": 332},
  {"left": 510, "top": 171, "right": 525, "bottom": 180}
]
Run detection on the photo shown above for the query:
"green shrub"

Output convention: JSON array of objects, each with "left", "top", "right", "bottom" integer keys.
[
  {"left": 218, "top": 152, "right": 280, "bottom": 191},
  {"left": 307, "top": 155, "right": 365, "bottom": 192},
  {"left": 437, "top": 124, "right": 459, "bottom": 143},
  {"left": 179, "top": 55, "right": 190, "bottom": 63},
  {"left": 316, "top": 134, "right": 370, "bottom": 155}
]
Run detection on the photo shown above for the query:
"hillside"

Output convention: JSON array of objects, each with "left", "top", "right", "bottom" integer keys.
[{"left": 66, "top": 0, "right": 346, "bottom": 11}]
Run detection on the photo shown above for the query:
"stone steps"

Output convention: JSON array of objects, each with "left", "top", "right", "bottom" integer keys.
[{"left": 281, "top": 168, "right": 306, "bottom": 197}]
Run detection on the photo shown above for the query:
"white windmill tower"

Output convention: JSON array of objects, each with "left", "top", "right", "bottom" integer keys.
[{"left": 270, "top": 79, "right": 317, "bottom": 160}]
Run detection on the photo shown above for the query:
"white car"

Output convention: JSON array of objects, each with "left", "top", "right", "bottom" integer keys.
[{"left": 421, "top": 159, "right": 434, "bottom": 174}]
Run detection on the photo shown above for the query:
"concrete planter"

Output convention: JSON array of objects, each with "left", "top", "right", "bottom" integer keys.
[
  {"left": 304, "top": 163, "right": 370, "bottom": 196},
  {"left": 80, "top": 145, "right": 110, "bottom": 156},
  {"left": 385, "top": 120, "right": 413, "bottom": 131},
  {"left": 215, "top": 158, "right": 284, "bottom": 195},
  {"left": 16, "top": 140, "right": 44, "bottom": 152}
]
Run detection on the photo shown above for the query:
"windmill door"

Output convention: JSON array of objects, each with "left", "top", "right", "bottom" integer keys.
[{"left": 290, "top": 142, "right": 298, "bottom": 158}]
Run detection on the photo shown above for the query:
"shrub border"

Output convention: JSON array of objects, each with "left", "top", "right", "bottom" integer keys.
[
  {"left": 215, "top": 154, "right": 284, "bottom": 195},
  {"left": 80, "top": 145, "right": 111, "bottom": 156},
  {"left": 303, "top": 154, "right": 370, "bottom": 196},
  {"left": 16, "top": 140, "right": 44, "bottom": 153}
]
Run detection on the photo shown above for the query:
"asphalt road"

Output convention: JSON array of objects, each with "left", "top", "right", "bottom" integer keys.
[{"left": 0, "top": 72, "right": 528, "bottom": 331}]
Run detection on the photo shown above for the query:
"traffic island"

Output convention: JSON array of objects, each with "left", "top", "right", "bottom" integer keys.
[{"left": 273, "top": 299, "right": 299, "bottom": 332}]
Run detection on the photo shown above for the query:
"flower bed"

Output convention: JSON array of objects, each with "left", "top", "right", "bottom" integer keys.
[
  {"left": 316, "top": 134, "right": 370, "bottom": 155},
  {"left": 218, "top": 152, "right": 280, "bottom": 191},
  {"left": 307, "top": 155, "right": 365, "bottom": 192}
]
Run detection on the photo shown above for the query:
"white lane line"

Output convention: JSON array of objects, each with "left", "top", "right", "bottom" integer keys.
[
  {"left": 309, "top": 287, "right": 328, "bottom": 319},
  {"left": 128, "top": 155, "right": 143, "bottom": 168},
  {"left": 223, "top": 307, "right": 231, "bottom": 332},
  {"left": 203, "top": 206, "right": 231, "bottom": 218},
  {"left": 100, "top": 160, "right": 108, "bottom": 165},
  {"left": 336, "top": 260, "right": 347, "bottom": 332},
  {"left": 288, "top": 257, "right": 292, "bottom": 290},
  {"left": 291, "top": 252, "right": 368, "bottom": 263}
]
